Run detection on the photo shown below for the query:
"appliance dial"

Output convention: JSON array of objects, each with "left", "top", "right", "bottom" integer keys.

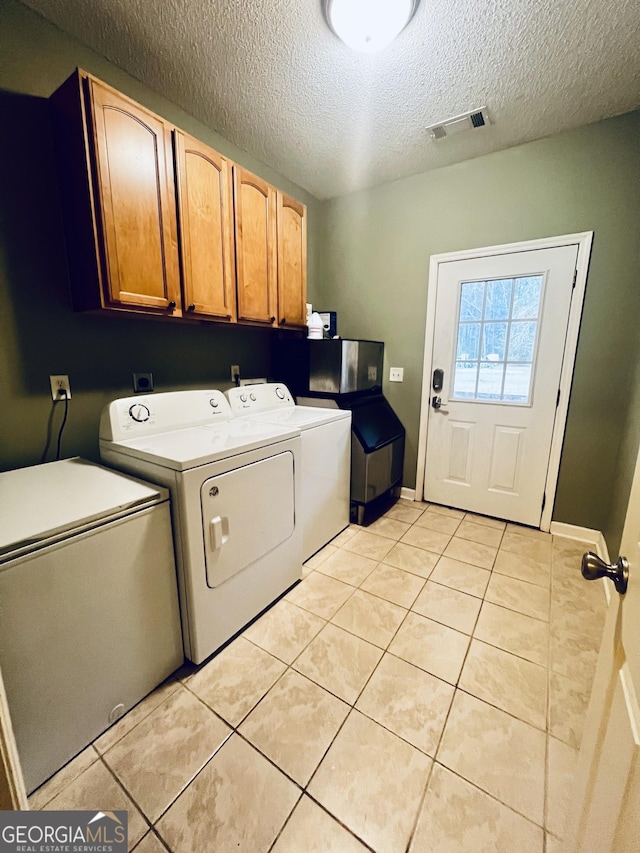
[
  {"left": 240, "top": 393, "right": 248, "bottom": 403},
  {"left": 129, "top": 403, "right": 150, "bottom": 423},
  {"left": 209, "top": 398, "right": 219, "bottom": 408},
  {"left": 250, "top": 393, "right": 256, "bottom": 401},
  {"left": 275, "top": 386, "right": 286, "bottom": 399}
]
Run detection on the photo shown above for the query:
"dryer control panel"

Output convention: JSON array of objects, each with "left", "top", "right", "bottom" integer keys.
[{"left": 99, "top": 390, "right": 232, "bottom": 441}]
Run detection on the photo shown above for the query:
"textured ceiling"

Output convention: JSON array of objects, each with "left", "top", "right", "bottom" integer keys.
[{"left": 21, "top": 0, "right": 640, "bottom": 199}]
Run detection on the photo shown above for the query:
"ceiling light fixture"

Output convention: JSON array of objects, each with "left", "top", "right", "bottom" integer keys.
[{"left": 322, "top": 0, "right": 420, "bottom": 53}]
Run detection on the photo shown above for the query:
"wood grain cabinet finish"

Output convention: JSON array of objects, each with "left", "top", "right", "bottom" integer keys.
[
  {"left": 276, "top": 192, "right": 307, "bottom": 328},
  {"left": 233, "top": 166, "right": 278, "bottom": 326},
  {"left": 174, "top": 130, "right": 236, "bottom": 322},
  {"left": 51, "top": 69, "right": 306, "bottom": 328},
  {"left": 51, "top": 70, "right": 182, "bottom": 316}
]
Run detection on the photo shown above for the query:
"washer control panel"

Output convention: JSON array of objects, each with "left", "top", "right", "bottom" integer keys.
[
  {"left": 100, "top": 390, "right": 232, "bottom": 441},
  {"left": 227, "top": 383, "right": 294, "bottom": 414}
]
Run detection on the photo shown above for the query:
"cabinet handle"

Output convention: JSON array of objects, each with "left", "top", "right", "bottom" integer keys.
[
  {"left": 270, "top": 316, "right": 276, "bottom": 323},
  {"left": 188, "top": 304, "right": 195, "bottom": 311},
  {"left": 168, "top": 301, "right": 176, "bottom": 310},
  {"left": 281, "top": 318, "right": 287, "bottom": 325}
]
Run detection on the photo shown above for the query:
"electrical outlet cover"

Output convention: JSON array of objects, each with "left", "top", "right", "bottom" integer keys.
[
  {"left": 49, "top": 374, "right": 71, "bottom": 400},
  {"left": 133, "top": 372, "right": 154, "bottom": 393}
]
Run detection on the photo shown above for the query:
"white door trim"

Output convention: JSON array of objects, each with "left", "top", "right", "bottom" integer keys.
[{"left": 415, "top": 231, "right": 593, "bottom": 531}]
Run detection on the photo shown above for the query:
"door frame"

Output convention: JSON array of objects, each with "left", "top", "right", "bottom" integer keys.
[
  {"left": 0, "top": 665, "right": 28, "bottom": 810},
  {"left": 415, "top": 231, "right": 593, "bottom": 531}
]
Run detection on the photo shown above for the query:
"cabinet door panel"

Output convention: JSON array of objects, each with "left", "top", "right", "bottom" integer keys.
[
  {"left": 88, "top": 79, "right": 180, "bottom": 310},
  {"left": 174, "top": 132, "right": 236, "bottom": 320},
  {"left": 234, "top": 167, "right": 276, "bottom": 324},
  {"left": 277, "top": 193, "right": 307, "bottom": 328}
]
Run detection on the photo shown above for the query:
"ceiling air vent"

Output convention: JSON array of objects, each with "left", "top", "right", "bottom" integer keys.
[{"left": 427, "top": 107, "right": 490, "bottom": 140}]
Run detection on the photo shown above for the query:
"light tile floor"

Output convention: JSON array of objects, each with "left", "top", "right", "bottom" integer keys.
[{"left": 30, "top": 500, "right": 608, "bottom": 852}]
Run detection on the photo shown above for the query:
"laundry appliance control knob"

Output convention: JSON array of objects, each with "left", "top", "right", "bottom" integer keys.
[
  {"left": 275, "top": 387, "right": 286, "bottom": 399},
  {"left": 129, "top": 403, "right": 150, "bottom": 423}
]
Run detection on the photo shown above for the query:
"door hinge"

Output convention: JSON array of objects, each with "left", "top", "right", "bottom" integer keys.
[
  {"left": 556, "top": 388, "right": 561, "bottom": 407},
  {"left": 542, "top": 492, "right": 546, "bottom": 511},
  {"left": 572, "top": 269, "right": 577, "bottom": 289}
]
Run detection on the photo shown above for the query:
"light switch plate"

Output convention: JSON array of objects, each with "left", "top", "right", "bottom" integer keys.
[{"left": 389, "top": 367, "right": 404, "bottom": 382}]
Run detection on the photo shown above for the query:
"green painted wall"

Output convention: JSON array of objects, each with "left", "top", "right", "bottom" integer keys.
[
  {"left": 0, "top": 0, "right": 321, "bottom": 471},
  {"left": 315, "top": 112, "right": 640, "bottom": 551}
]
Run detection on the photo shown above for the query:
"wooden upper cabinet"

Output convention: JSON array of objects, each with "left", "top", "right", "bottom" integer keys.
[
  {"left": 51, "top": 69, "right": 307, "bottom": 330},
  {"left": 50, "top": 70, "right": 181, "bottom": 315},
  {"left": 174, "top": 131, "right": 236, "bottom": 321},
  {"left": 233, "top": 166, "right": 277, "bottom": 325},
  {"left": 86, "top": 77, "right": 181, "bottom": 312},
  {"left": 276, "top": 193, "right": 307, "bottom": 328}
]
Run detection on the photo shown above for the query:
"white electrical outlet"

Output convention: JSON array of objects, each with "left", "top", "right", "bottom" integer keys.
[
  {"left": 231, "top": 364, "right": 240, "bottom": 381},
  {"left": 49, "top": 374, "right": 71, "bottom": 400},
  {"left": 389, "top": 367, "right": 404, "bottom": 382}
]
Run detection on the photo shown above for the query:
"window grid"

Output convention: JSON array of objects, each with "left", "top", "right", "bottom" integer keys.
[{"left": 453, "top": 275, "right": 543, "bottom": 405}]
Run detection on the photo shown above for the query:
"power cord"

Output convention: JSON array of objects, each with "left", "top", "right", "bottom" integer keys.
[
  {"left": 40, "top": 390, "right": 70, "bottom": 464},
  {"left": 55, "top": 390, "right": 69, "bottom": 460}
]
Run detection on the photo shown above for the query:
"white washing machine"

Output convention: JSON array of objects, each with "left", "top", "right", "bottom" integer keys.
[
  {"left": 0, "top": 458, "right": 183, "bottom": 793},
  {"left": 99, "top": 390, "right": 302, "bottom": 664},
  {"left": 227, "top": 383, "right": 351, "bottom": 560}
]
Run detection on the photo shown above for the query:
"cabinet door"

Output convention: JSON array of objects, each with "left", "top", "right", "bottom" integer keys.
[
  {"left": 277, "top": 192, "right": 307, "bottom": 328},
  {"left": 233, "top": 166, "right": 277, "bottom": 325},
  {"left": 174, "top": 131, "right": 236, "bottom": 321},
  {"left": 87, "top": 78, "right": 181, "bottom": 312}
]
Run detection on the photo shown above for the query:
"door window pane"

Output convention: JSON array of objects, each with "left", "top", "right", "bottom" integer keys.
[
  {"left": 454, "top": 362, "right": 477, "bottom": 398},
  {"left": 503, "top": 364, "right": 532, "bottom": 402},
  {"left": 508, "top": 321, "right": 537, "bottom": 362},
  {"left": 451, "top": 274, "right": 543, "bottom": 405},
  {"left": 459, "top": 281, "right": 484, "bottom": 321},
  {"left": 477, "top": 362, "right": 505, "bottom": 399},
  {"left": 513, "top": 277, "right": 542, "bottom": 319},
  {"left": 481, "top": 322, "right": 507, "bottom": 361},
  {"left": 456, "top": 323, "right": 480, "bottom": 360},
  {"left": 485, "top": 279, "right": 512, "bottom": 320}
]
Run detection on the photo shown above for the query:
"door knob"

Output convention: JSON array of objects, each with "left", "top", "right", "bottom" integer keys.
[
  {"left": 431, "top": 396, "right": 448, "bottom": 412},
  {"left": 581, "top": 551, "right": 629, "bottom": 595}
]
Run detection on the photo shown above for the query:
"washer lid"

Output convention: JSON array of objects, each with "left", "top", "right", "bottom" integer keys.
[
  {"left": 246, "top": 406, "right": 352, "bottom": 430},
  {"left": 101, "top": 418, "right": 300, "bottom": 471},
  {"left": 0, "top": 457, "right": 167, "bottom": 562}
]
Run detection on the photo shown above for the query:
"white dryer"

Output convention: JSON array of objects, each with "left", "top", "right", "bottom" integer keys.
[
  {"left": 99, "top": 390, "right": 302, "bottom": 664},
  {"left": 227, "top": 383, "right": 351, "bottom": 560}
]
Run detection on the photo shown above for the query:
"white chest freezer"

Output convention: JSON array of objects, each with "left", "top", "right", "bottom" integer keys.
[{"left": 0, "top": 457, "right": 183, "bottom": 793}]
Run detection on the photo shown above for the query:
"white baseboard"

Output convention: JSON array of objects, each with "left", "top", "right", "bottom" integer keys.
[
  {"left": 550, "top": 522, "right": 610, "bottom": 562},
  {"left": 400, "top": 487, "right": 416, "bottom": 502}
]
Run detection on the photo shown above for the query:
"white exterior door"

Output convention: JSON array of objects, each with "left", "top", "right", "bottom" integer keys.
[
  {"left": 423, "top": 244, "right": 579, "bottom": 526},
  {"left": 565, "top": 447, "right": 640, "bottom": 851}
]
